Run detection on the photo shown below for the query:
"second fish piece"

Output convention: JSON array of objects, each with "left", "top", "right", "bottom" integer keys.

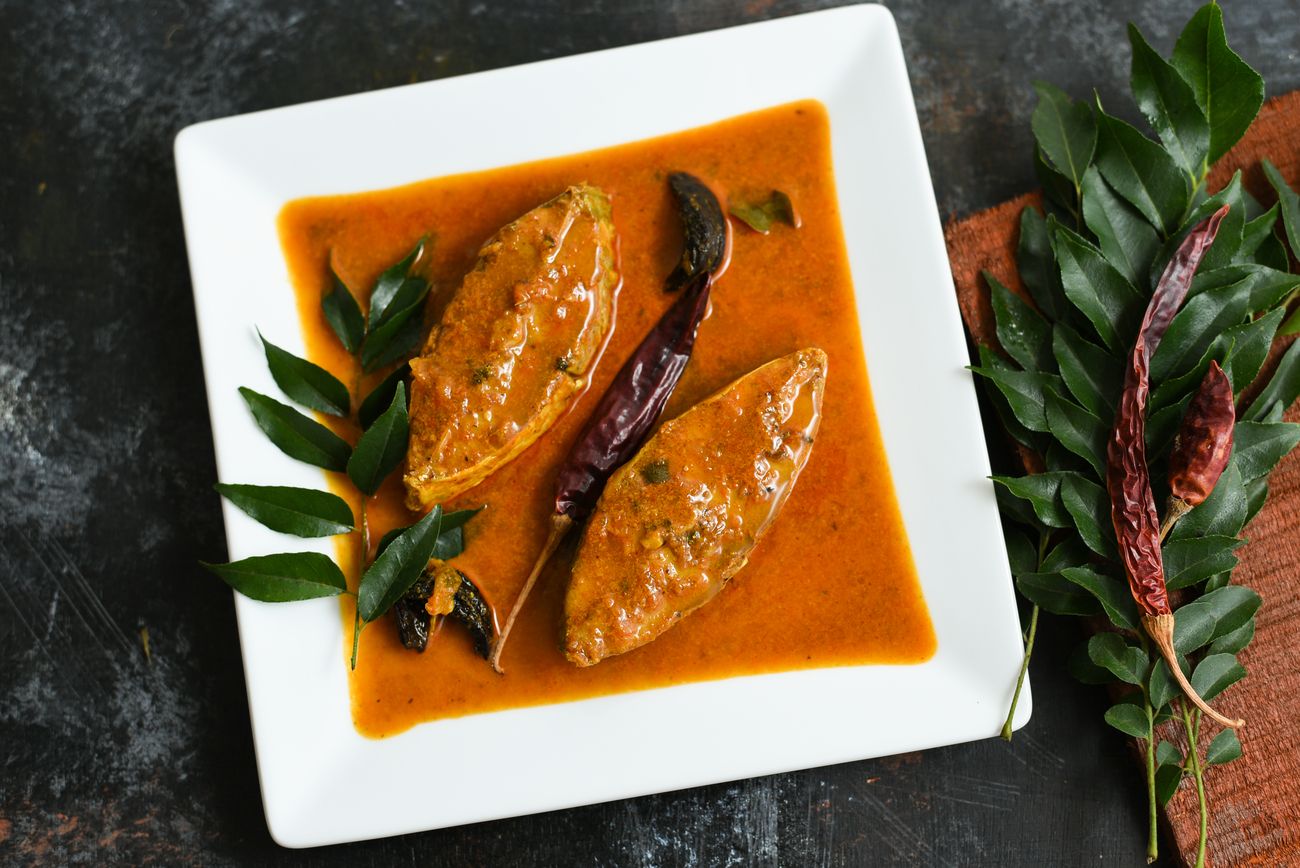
[
  {"left": 564, "top": 347, "right": 828, "bottom": 666},
  {"left": 405, "top": 185, "right": 620, "bottom": 511}
]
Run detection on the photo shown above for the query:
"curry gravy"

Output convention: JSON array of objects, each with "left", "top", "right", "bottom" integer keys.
[{"left": 277, "top": 100, "right": 936, "bottom": 738}]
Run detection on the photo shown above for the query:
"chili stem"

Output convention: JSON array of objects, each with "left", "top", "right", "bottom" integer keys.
[
  {"left": 1142, "top": 614, "right": 1244, "bottom": 729},
  {"left": 1182, "top": 703, "right": 1210, "bottom": 868},
  {"left": 1160, "top": 497, "right": 1192, "bottom": 542},
  {"left": 489, "top": 513, "right": 574, "bottom": 674},
  {"left": 1001, "top": 605, "right": 1038, "bottom": 741}
]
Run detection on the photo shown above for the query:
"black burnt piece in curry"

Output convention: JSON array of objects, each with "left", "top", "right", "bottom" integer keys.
[
  {"left": 665, "top": 172, "right": 729, "bottom": 292},
  {"left": 394, "top": 565, "right": 497, "bottom": 659}
]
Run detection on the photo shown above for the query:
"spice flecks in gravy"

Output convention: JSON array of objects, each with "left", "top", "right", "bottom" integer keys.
[{"left": 277, "top": 100, "right": 936, "bottom": 738}]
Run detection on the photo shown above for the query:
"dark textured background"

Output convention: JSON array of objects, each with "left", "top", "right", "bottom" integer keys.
[{"left": 2, "top": 1, "right": 1297, "bottom": 865}]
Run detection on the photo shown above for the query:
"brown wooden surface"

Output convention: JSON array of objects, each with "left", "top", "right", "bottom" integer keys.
[{"left": 944, "top": 90, "right": 1300, "bottom": 867}]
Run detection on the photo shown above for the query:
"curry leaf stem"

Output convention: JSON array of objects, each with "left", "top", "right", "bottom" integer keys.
[
  {"left": 1182, "top": 703, "right": 1210, "bottom": 868},
  {"left": 1002, "top": 531, "right": 1049, "bottom": 741}
]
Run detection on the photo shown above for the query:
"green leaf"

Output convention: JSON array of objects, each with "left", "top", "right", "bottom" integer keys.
[
  {"left": 1224, "top": 308, "right": 1286, "bottom": 394},
  {"left": 1245, "top": 338, "right": 1300, "bottom": 421},
  {"left": 1150, "top": 332, "right": 1233, "bottom": 412},
  {"left": 1128, "top": 23, "right": 1210, "bottom": 178},
  {"left": 1199, "top": 584, "right": 1262, "bottom": 640},
  {"left": 1018, "top": 207, "right": 1068, "bottom": 321},
  {"left": 1172, "top": 459, "right": 1247, "bottom": 540},
  {"left": 1172, "top": 599, "right": 1217, "bottom": 654},
  {"left": 239, "top": 388, "right": 351, "bottom": 472},
  {"left": 1150, "top": 278, "right": 1252, "bottom": 382},
  {"left": 360, "top": 290, "right": 428, "bottom": 373},
  {"left": 214, "top": 483, "right": 354, "bottom": 537},
  {"left": 368, "top": 238, "right": 426, "bottom": 328},
  {"left": 1093, "top": 102, "right": 1190, "bottom": 235},
  {"left": 358, "top": 364, "right": 410, "bottom": 430},
  {"left": 1263, "top": 159, "right": 1300, "bottom": 259},
  {"left": 1236, "top": 205, "right": 1280, "bottom": 264},
  {"left": 969, "top": 361, "right": 1060, "bottom": 433},
  {"left": 1190, "top": 264, "right": 1300, "bottom": 313},
  {"left": 1163, "top": 536, "right": 1242, "bottom": 591},
  {"left": 259, "top": 332, "right": 350, "bottom": 417},
  {"left": 1069, "top": 640, "right": 1115, "bottom": 684},
  {"left": 1045, "top": 391, "right": 1106, "bottom": 479},
  {"left": 1191, "top": 652, "right": 1246, "bottom": 703},
  {"left": 1081, "top": 166, "right": 1162, "bottom": 286},
  {"left": 1205, "top": 728, "right": 1243, "bottom": 765},
  {"left": 1104, "top": 700, "right": 1151, "bottom": 738},
  {"left": 1088, "top": 633, "right": 1148, "bottom": 685},
  {"left": 1041, "top": 536, "right": 1091, "bottom": 573},
  {"left": 1232, "top": 419, "right": 1300, "bottom": 482},
  {"left": 987, "top": 271, "right": 1054, "bottom": 372},
  {"left": 356, "top": 506, "right": 443, "bottom": 622},
  {"left": 347, "top": 381, "right": 409, "bottom": 496},
  {"left": 1208, "top": 616, "right": 1254, "bottom": 654},
  {"left": 1016, "top": 571, "right": 1098, "bottom": 617},
  {"left": 1156, "top": 740, "right": 1182, "bottom": 768},
  {"left": 1149, "top": 658, "right": 1187, "bottom": 712},
  {"left": 322, "top": 267, "right": 365, "bottom": 354},
  {"left": 1171, "top": 3, "right": 1265, "bottom": 165},
  {"left": 1052, "top": 224, "right": 1145, "bottom": 352},
  {"left": 1052, "top": 323, "right": 1122, "bottom": 418},
  {"left": 991, "top": 473, "right": 1073, "bottom": 528},
  {"left": 1059, "top": 473, "right": 1116, "bottom": 559},
  {"left": 728, "top": 190, "right": 799, "bottom": 234},
  {"left": 1199, "top": 174, "right": 1249, "bottom": 273},
  {"left": 1003, "top": 527, "right": 1039, "bottom": 576},
  {"left": 1063, "top": 566, "right": 1138, "bottom": 630},
  {"left": 1155, "top": 763, "right": 1184, "bottom": 806},
  {"left": 1035, "top": 148, "right": 1080, "bottom": 218},
  {"left": 1031, "top": 81, "right": 1096, "bottom": 188},
  {"left": 1146, "top": 394, "right": 1192, "bottom": 456},
  {"left": 202, "top": 552, "right": 346, "bottom": 602}
]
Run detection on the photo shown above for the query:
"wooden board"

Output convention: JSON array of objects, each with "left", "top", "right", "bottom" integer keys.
[{"left": 943, "top": 90, "right": 1300, "bottom": 867}]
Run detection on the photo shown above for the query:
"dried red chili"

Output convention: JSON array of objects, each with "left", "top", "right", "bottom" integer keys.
[
  {"left": 488, "top": 173, "right": 730, "bottom": 673},
  {"left": 1107, "top": 204, "right": 1243, "bottom": 729},
  {"left": 1161, "top": 359, "right": 1235, "bottom": 539}
]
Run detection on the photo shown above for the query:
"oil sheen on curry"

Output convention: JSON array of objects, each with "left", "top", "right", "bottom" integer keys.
[{"left": 278, "top": 100, "right": 936, "bottom": 738}]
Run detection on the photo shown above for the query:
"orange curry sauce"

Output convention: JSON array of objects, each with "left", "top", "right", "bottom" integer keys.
[{"left": 277, "top": 100, "right": 936, "bottom": 738}]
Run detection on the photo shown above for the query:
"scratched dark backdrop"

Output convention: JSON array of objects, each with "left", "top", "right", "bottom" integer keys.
[{"left": 3, "top": 0, "right": 1298, "bottom": 865}]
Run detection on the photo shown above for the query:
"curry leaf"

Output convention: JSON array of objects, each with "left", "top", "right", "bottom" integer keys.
[
  {"left": 1059, "top": 472, "right": 1116, "bottom": 558},
  {"left": 1045, "top": 391, "right": 1106, "bottom": 479},
  {"left": 1208, "top": 617, "right": 1254, "bottom": 655},
  {"left": 1155, "top": 763, "right": 1184, "bottom": 806},
  {"left": 1146, "top": 394, "right": 1192, "bottom": 456},
  {"left": 991, "top": 473, "right": 1072, "bottom": 528},
  {"left": 347, "top": 382, "right": 409, "bottom": 496},
  {"left": 1163, "top": 536, "right": 1241, "bottom": 590},
  {"left": 1018, "top": 207, "right": 1068, "bottom": 320},
  {"left": 1171, "top": 3, "right": 1265, "bottom": 165},
  {"left": 1150, "top": 333, "right": 1232, "bottom": 411},
  {"left": 202, "top": 552, "right": 346, "bottom": 602},
  {"left": 1262, "top": 159, "right": 1300, "bottom": 259},
  {"left": 359, "top": 363, "right": 411, "bottom": 430},
  {"left": 729, "top": 190, "right": 799, "bottom": 234},
  {"left": 1016, "top": 571, "right": 1098, "bottom": 617},
  {"left": 1104, "top": 700, "right": 1151, "bottom": 739},
  {"left": 1224, "top": 308, "right": 1285, "bottom": 394},
  {"left": 1081, "top": 166, "right": 1162, "bottom": 286},
  {"left": 259, "top": 332, "right": 351, "bottom": 417},
  {"left": 1128, "top": 23, "right": 1210, "bottom": 178},
  {"left": 1052, "top": 223, "right": 1145, "bottom": 352},
  {"left": 1093, "top": 101, "right": 1190, "bottom": 235},
  {"left": 356, "top": 506, "right": 443, "bottom": 623},
  {"left": 987, "top": 271, "right": 1054, "bottom": 372},
  {"left": 1148, "top": 658, "right": 1187, "bottom": 712},
  {"left": 1089, "top": 633, "right": 1148, "bottom": 685},
  {"left": 1063, "top": 565, "right": 1138, "bottom": 631},
  {"left": 968, "top": 362, "right": 1060, "bottom": 433},
  {"left": 361, "top": 292, "right": 428, "bottom": 373},
  {"left": 1003, "top": 526, "right": 1039, "bottom": 575},
  {"left": 1172, "top": 460, "right": 1247, "bottom": 540},
  {"left": 1245, "top": 339, "right": 1300, "bottom": 421},
  {"left": 1036, "top": 148, "right": 1080, "bottom": 218},
  {"left": 1199, "top": 585, "right": 1263, "bottom": 640},
  {"left": 1205, "top": 728, "right": 1243, "bottom": 765},
  {"left": 215, "top": 483, "right": 354, "bottom": 537},
  {"left": 1150, "top": 278, "right": 1252, "bottom": 382},
  {"left": 1069, "top": 640, "right": 1115, "bottom": 684},
  {"left": 239, "top": 388, "right": 351, "bottom": 472},
  {"left": 1052, "top": 323, "right": 1122, "bottom": 418},
  {"left": 1031, "top": 82, "right": 1096, "bottom": 189},
  {"left": 368, "top": 238, "right": 427, "bottom": 328},
  {"left": 1172, "top": 599, "right": 1218, "bottom": 654},
  {"left": 1232, "top": 419, "right": 1300, "bottom": 483},
  {"left": 322, "top": 267, "right": 365, "bottom": 354},
  {"left": 1190, "top": 653, "right": 1246, "bottom": 702}
]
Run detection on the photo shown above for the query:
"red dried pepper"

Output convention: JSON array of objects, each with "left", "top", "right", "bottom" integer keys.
[
  {"left": 488, "top": 173, "right": 730, "bottom": 673},
  {"left": 1161, "top": 360, "right": 1235, "bottom": 539},
  {"left": 1106, "top": 204, "right": 1243, "bottom": 729}
]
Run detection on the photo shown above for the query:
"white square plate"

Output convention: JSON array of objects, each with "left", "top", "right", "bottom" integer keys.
[{"left": 175, "top": 5, "right": 1028, "bottom": 848}]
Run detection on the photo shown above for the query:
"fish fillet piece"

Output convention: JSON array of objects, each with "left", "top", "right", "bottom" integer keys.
[
  {"left": 405, "top": 185, "right": 619, "bottom": 511},
  {"left": 564, "top": 347, "right": 828, "bottom": 666}
]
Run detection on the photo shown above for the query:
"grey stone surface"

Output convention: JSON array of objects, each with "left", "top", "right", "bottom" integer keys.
[{"left": 2, "top": 0, "right": 1296, "bottom": 864}]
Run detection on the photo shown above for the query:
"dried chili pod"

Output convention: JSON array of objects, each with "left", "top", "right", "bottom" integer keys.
[
  {"left": 488, "top": 173, "right": 729, "bottom": 673},
  {"left": 1106, "top": 204, "right": 1243, "bottom": 730},
  {"left": 1161, "top": 360, "right": 1235, "bottom": 539},
  {"left": 664, "top": 172, "right": 730, "bottom": 291}
]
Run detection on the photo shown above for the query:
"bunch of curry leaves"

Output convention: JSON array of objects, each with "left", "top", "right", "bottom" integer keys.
[
  {"left": 975, "top": 4, "right": 1300, "bottom": 864},
  {"left": 203, "top": 239, "right": 480, "bottom": 669}
]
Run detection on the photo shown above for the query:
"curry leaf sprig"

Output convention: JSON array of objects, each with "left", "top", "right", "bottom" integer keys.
[
  {"left": 204, "top": 238, "right": 473, "bottom": 670},
  {"left": 972, "top": 5, "right": 1300, "bottom": 865}
]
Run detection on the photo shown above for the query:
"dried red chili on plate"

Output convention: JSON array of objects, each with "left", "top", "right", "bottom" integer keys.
[
  {"left": 1106, "top": 205, "right": 1244, "bottom": 730},
  {"left": 1161, "top": 360, "right": 1235, "bottom": 539}
]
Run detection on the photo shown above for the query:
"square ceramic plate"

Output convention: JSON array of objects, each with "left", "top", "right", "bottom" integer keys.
[{"left": 175, "top": 5, "right": 1028, "bottom": 848}]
